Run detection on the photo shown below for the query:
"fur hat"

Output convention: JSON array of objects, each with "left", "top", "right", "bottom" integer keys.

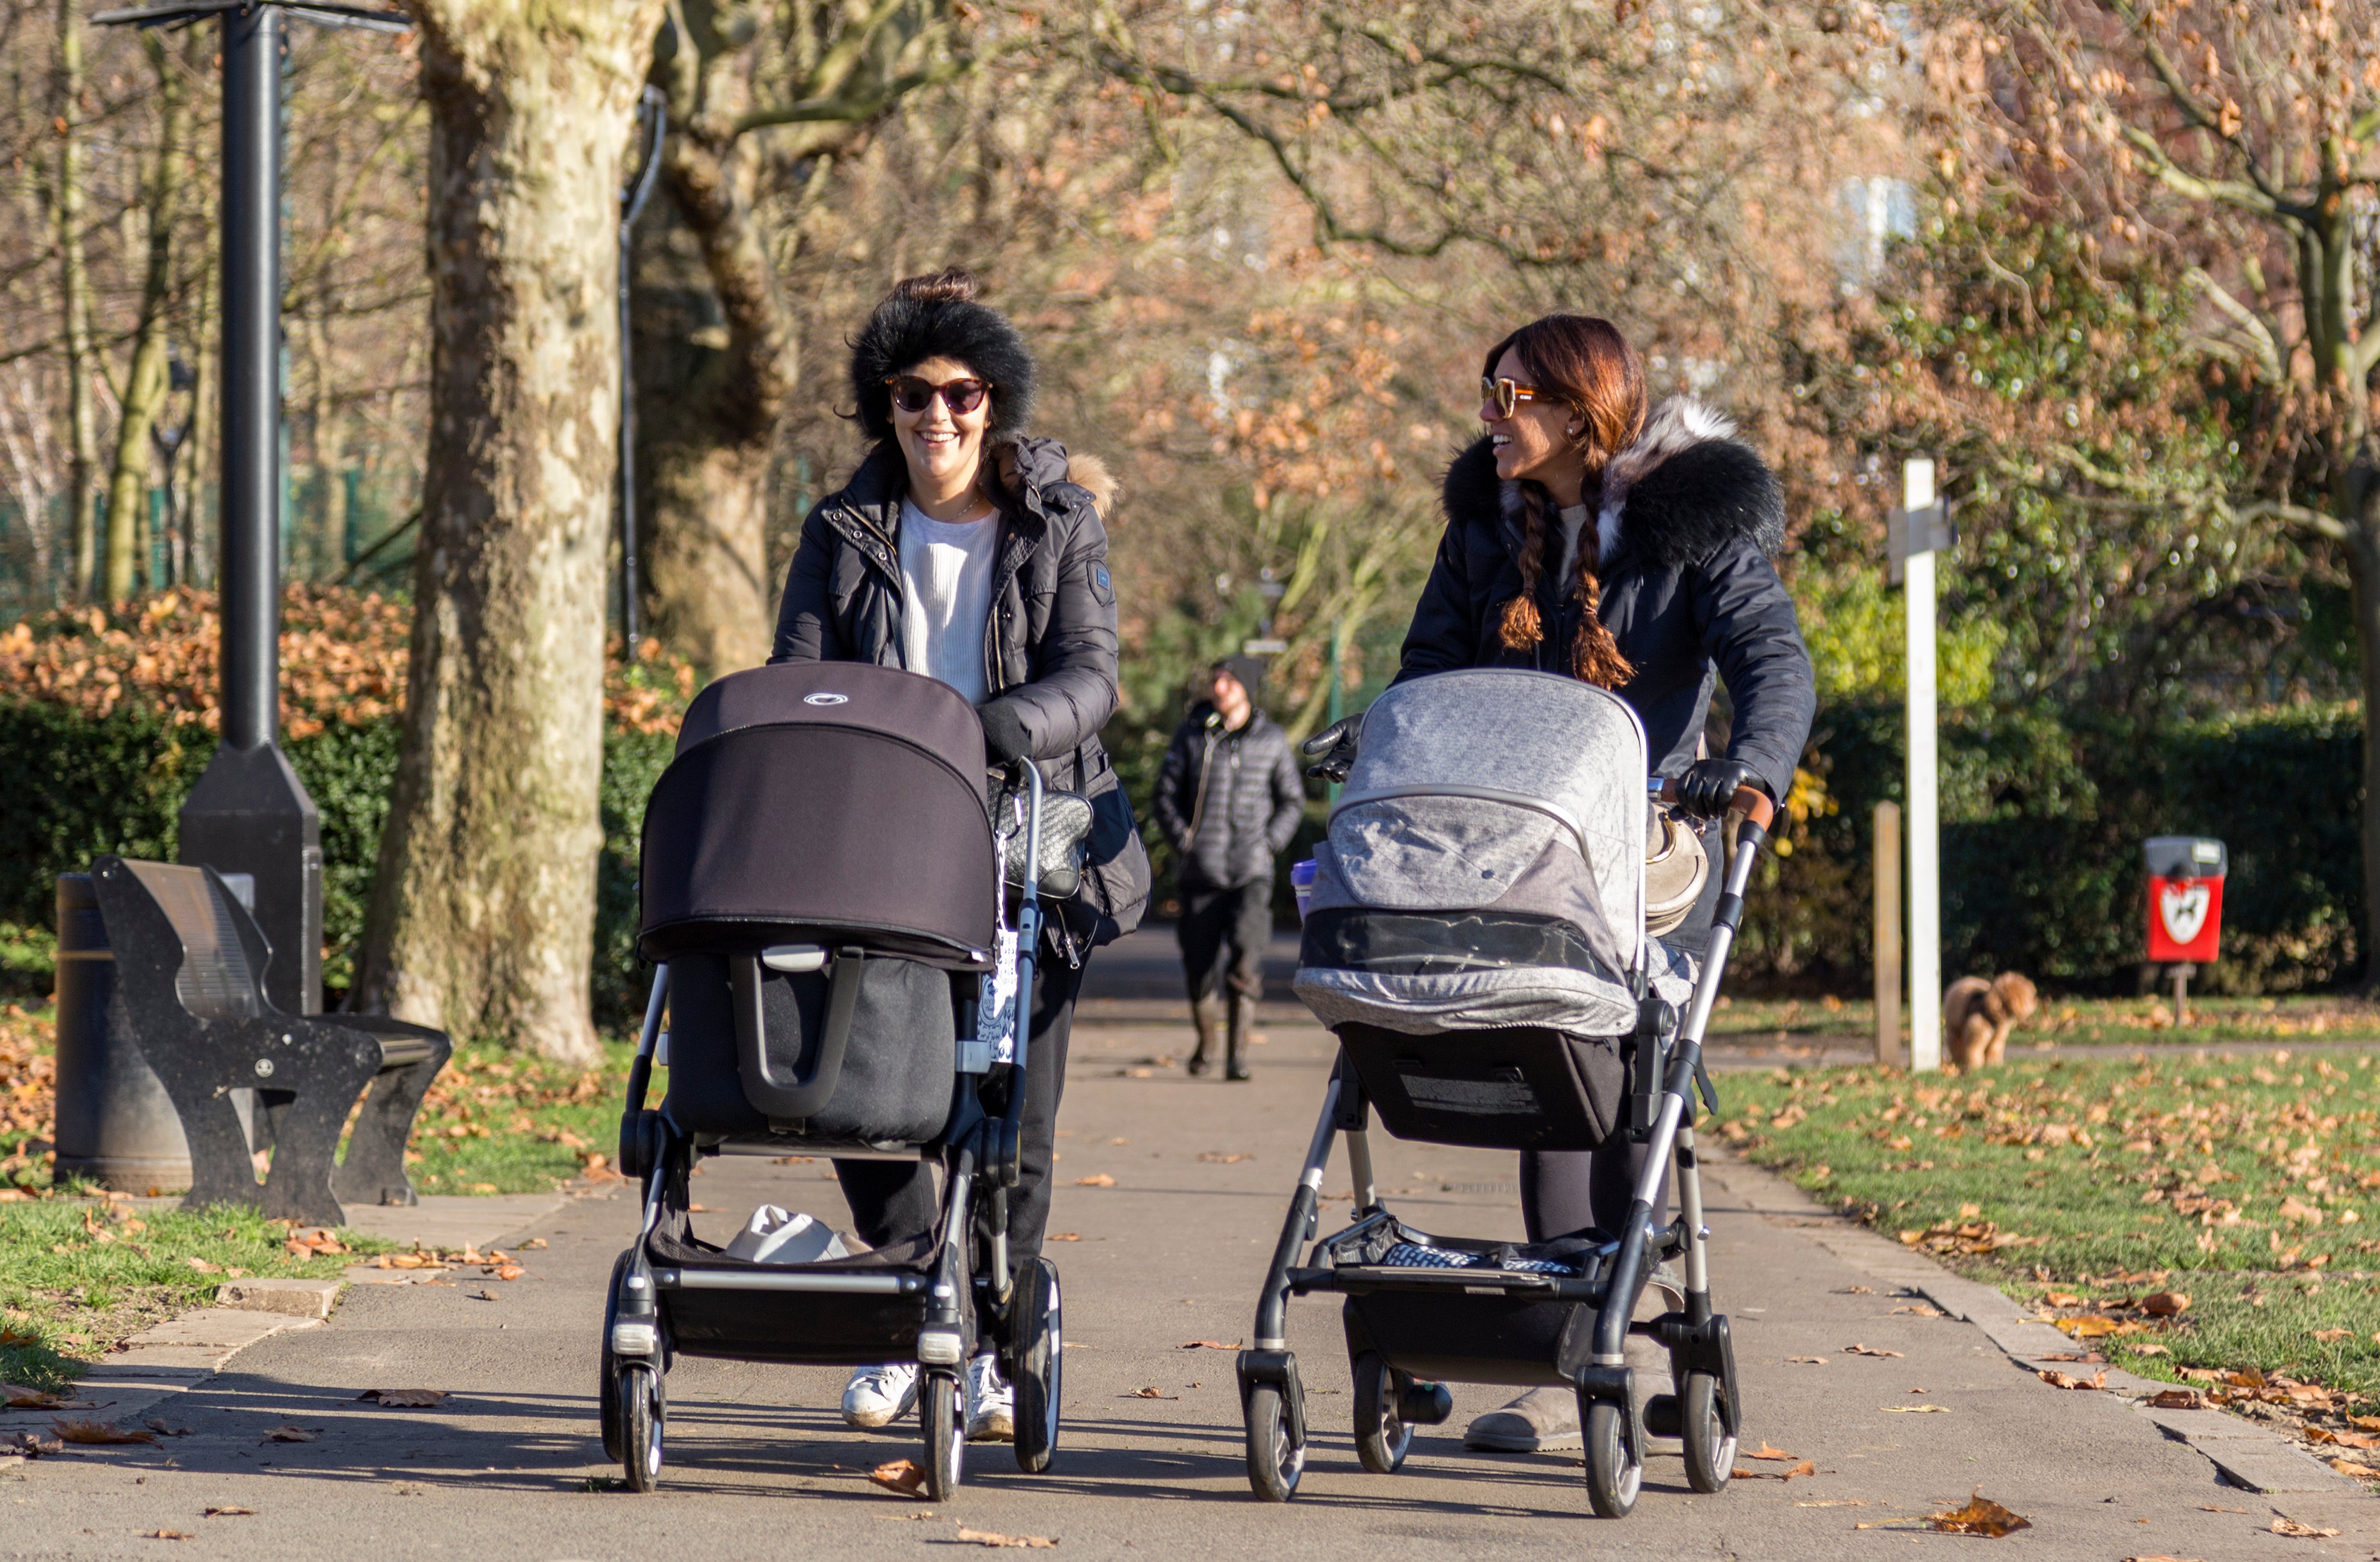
[{"left": 848, "top": 268, "right": 1038, "bottom": 446}]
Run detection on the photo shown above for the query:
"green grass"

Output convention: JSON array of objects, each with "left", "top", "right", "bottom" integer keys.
[
  {"left": 0, "top": 1199, "right": 380, "bottom": 1392},
  {"left": 400, "top": 1039, "right": 635, "bottom": 1195},
  {"left": 1709, "top": 994, "right": 2380, "bottom": 1049},
  {"left": 1711, "top": 1050, "right": 2380, "bottom": 1399}
]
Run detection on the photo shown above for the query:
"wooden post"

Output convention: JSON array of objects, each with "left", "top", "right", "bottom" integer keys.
[{"left": 1874, "top": 800, "right": 1902, "bottom": 1066}]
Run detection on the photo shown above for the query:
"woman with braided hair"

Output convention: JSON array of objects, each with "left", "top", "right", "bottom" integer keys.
[{"left": 1304, "top": 314, "right": 1814, "bottom": 1454}]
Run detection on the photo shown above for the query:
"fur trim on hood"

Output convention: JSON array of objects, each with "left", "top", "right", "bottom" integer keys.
[{"left": 1441, "top": 395, "right": 1784, "bottom": 570}]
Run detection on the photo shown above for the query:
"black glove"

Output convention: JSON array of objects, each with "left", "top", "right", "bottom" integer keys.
[
  {"left": 1300, "top": 712, "right": 1364, "bottom": 783},
  {"left": 1676, "top": 757, "right": 1760, "bottom": 820},
  {"left": 977, "top": 697, "right": 1032, "bottom": 766}
]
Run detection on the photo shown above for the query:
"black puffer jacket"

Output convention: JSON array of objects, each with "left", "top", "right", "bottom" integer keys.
[
  {"left": 770, "top": 437, "right": 1150, "bottom": 944},
  {"left": 1153, "top": 706, "right": 1305, "bottom": 891},
  {"left": 1396, "top": 399, "right": 1816, "bottom": 801}
]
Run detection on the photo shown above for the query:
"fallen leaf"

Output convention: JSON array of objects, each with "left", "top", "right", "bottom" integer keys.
[
  {"left": 1732, "top": 1459, "right": 1818, "bottom": 1480},
  {"left": 1046, "top": 1233, "right": 1081, "bottom": 1241},
  {"left": 1125, "top": 1387, "right": 1179, "bottom": 1400},
  {"left": 2056, "top": 1315, "right": 2148, "bottom": 1338},
  {"left": 140, "top": 1529, "right": 193, "bottom": 1540},
  {"left": 183, "top": 1258, "right": 220, "bottom": 1275},
  {"left": 953, "top": 1528, "right": 1057, "bottom": 1549},
  {"left": 1072, "top": 1174, "right": 1115, "bottom": 1187},
  {"left": 1881, "top": 1405, "right": 1950, "bottom": 1413},
  {"left": 2148, "top": 1389, "right": 2206, "bottom": 1410},
  {"left": 2328, "top": 1456, "right": 2370, "bottom": 1475},
  {"left": 2129, "top": 1343, "right": 2172, "bottom": 1356},
  {"left": 141, "top": 1420, "right": 191, "bottom": 1438},
  {"left": 2119, "top": 1556, "right": 2206, "bottom": 1562},
  {"left": 2197, "top": 1505, "right": 2247, "bottom": 1513},
  {"left": 1930, "top": 1492, "right": 2031, "bottom": 1537},
  {"left": 356, "top": 1390, "right": 446, "bottom": 1407},
  {"left": 492, "top": 1265, "right": 524, "bottom": 1282},
  {"left": 1177, "top": 1341, "right": 1239, "bottom": 1350},
  {"left": 519, "top": 1238, "right": 547, "bottom": 1250},
  {"left": 202, "top": 1507, "right": 254, "bottom": 1517},
  {"left": 1843, "top": 1344, "right": 1905, "bottom": 1358},
  {"left": 10, "top": 1431, "right": 64, "bottom": 1457},
  {"left": 2269, "top": 1517, "right": 2340, "bottom": 1538},
  {"left": 2037, "top": 1368, "right": 2107, "bottom": 1390},
  {"left": 2139, "top": 1291, "right": 2190, "bottom": 1317},
  {"left": 1892, "top": 1304, "right": 1946, "bottom": 1317},
  {"left": 1785, "top": 1355, "right": 1827, "bottom": 1365},
  {"left": 2306, "top": 1427, "right": 2380, "bottom": 1449},
  {"left": 263, "top": 1426, "right": 316, "bottom": 1443},
  {"left": 1796, "top": 1499, "right": 1870, "bottom": 1507},
  {"left": 2311, "top": 1328, "right": 2353, "bottom": 1343},
  {"left": 1835, "top": 1286, "right": 1876, "bottom": 1294},
  {"left": 1197, "top": 1153, "right": 1252, "bottom": 1164},
  {"left": 1743, "top": 1442, "right": 1801, "bottom": 1460},
  {"left": 2042, "top": 1291, "right": 2084, "bottom": 1307},
  {"left": 869, "top": 1457, "right": 928, "bottom": 1498},
  {"left": 52, "top": 1420, "right": 158, "bottom": 1446},
  {"left": 2, "top": 1384, "right": 63, "bottom": 1409}
]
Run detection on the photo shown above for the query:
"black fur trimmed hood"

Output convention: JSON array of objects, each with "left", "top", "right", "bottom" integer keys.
[{"left": 1441, "top": 397, "right": 1786, "bottom": 571}]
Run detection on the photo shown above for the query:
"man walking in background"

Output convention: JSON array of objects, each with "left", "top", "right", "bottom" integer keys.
[{"left": 1153, "top": 657, "right": 1305, "bottom": 1079}]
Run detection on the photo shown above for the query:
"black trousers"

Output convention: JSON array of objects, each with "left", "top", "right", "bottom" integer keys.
[
  {"left": 1178, "top": 880, "right": 1272, "bottom": 1003},
  {"left": 1520, "top": 816, "right": 1724, "bottom": 1242},
  {"left": 834, "top": 957, "right": 1085, "bottom": 1283}
]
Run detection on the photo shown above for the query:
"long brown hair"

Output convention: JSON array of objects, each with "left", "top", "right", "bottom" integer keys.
[{"left": 1489, "top": 315, "right": 1645, "bottom": 688}]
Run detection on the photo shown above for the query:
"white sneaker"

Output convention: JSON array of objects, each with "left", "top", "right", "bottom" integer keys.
[
  {"left": 964, "top": 1353, "right": 1014, "bottom": 1442},
  {"left": 841, "top": 1362, "right": 920, "bottom": 1429}
]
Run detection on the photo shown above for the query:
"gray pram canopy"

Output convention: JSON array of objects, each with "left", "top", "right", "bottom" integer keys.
[{"left": 1294, "top": 669, "right": 1693, "bottom": 1038}]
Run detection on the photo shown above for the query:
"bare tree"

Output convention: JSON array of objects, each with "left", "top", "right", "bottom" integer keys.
[
  {"left": 359, "top": 0, "right": 668, "bottom": 1064},
  {"left": 52, "top": 0, "right": 98, "bottom": 601}
]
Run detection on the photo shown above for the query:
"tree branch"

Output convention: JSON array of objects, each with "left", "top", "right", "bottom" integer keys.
[{"left": 2185, "top": 265, "right": 2284, "bottom": 384}]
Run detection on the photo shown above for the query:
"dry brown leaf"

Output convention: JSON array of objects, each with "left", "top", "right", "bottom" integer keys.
[
  {"left": 1785, "top": 1355, "right": 1827, "bottom": 1365},
  {"left": 356, "top": 1390, "right": 446, "bottom": 1408},
  {"left": 492, "top": 1265, "right": 524, "bottom": 1282},
  {"left": 519, "top": 1238, "right": 547, "bottom": 1250},
  {"left": 1929, "top": 1492, "right": 2031, "bottom": 1537},
  {"left": 1743, "top": 1442, "right": 1800, "bottom": 1460},
  {"left": 264, "top": 1426, "right": 316, "bottom": 1444},
  {"left": 1732, "top": 1459, "right": 1817, "bottom": 1480},
  {"left": 1197, "top": 1153, "right": 1252, "bottom": 1164},
  {"left": 2148, "top": 1388, "right": 2205, "bottom": 1410},
  {"left": 1126, "top": 1387, "right": 1179, "bottom": 1400},
  {"left": 1072, "top": 1174, "right": 1116, "bottom": 1187},
  {"left": 202, "top": 1507, "right": 254, "bottom": 1517},
  {"left": 953, "top": 1528, "right": 1057, "bottom": 1549},
  {"left": 2055, "top": 1315, "right": 2149, "bottom": 1338},
  {"left": 1177, "top": 1341, "right": 1239, "bottom": 1350},
  {"left": 2037, "top": 1367, "right": 2107, "bottom": 1391},
  {"left": 2269, "top": 1518, "right": 2341, "bottom": 1538},
  {"left": 2328, "top": 1456, "right": 2370, "bottom": 1475},
  {"left": 869, "top": 1457, "right": 928, "bottom": 1497},
  {"left": 1843, "top": 1343, "right": 1904, "bottom": 1358},
  {"left": 1881, "top": 1405, "right": 1950, "bottom": 1413},
  {"left": 140, "top": 1530, "right": 194, "bottom": 1541},
  {"left": 52, "top": 1420, "right": 157, "bottom": 1446},
  {"left": 1046, "top": 1233, "right": 1081, "bottom": 1241},
  {"left": 2, "top": 1384, "right": 62, "bottom": 1409},
  {"left": 2139, "top": 1291, "right": 2190, "bottom": 1316},
  {"left": 2042, "top": 1291, "right": 2084, "bottom": 1307},
  {"left": 2311, "top": 1328, "right": 2353, "bottom": 1343}
]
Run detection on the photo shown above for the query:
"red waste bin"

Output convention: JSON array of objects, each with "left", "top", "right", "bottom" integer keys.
[{"left": 2144, "top": 837, "right": 2225, "bottom": 964}]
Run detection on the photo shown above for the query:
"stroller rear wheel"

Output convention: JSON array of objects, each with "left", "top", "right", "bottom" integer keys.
[
  {"left": 618, "top": 1363, "right": 664, "bottom": 1492},
  {"left": 1011, "top": 1258, "right": 1063, "bottom": 1474},
  {"left": 599, "top": 1251, "right": 632, "bottom": 1462},
  {"left": 1582, "top": 1398, "right": 1642, "bottom": 1518},
  {"left": 1677, "top": 1370, "right": 1737, "bottom": 1494},
  {"left": 1351, "top": 1352, "right": 1412, "bottom": 1474},
  {"left": 920, "top": 1371, "right": 965, "bottom": 1501},
  {"left": 1243, "top": 1383, "right": 1305, "bottom": 1501}
]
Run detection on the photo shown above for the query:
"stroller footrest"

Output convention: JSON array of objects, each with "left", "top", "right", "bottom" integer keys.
[
  {"left": 1295, "top": 1264, "right": 1601, "bottom": 1301},
  {"left": 656, "top": 1267, "right": 926, "bottom": 1295}
]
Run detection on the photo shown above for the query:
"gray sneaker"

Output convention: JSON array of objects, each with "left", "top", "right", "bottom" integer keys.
[{"left": 1462, "top": 1385, "right": 1580, "bottom": 1452}]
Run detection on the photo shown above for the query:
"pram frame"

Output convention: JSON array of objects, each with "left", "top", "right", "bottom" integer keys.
[
  {"left": 602, "top": 760, "right": 1058, "bottom": 1500},
  {"left": 1237, "top": 781, "right": 1775, "bottom": 1517}
]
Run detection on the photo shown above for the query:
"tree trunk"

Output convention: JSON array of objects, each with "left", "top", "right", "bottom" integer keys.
[
  {"left": 104, "top": 35, "right": 193, "bottom": 604},
  {"left": 358, "top": 0, "right": 666, "bottom": 1064},
  {"left": 2347, "top": 441, "right": 2380, "bottom": 996},
  {"left": 54, "top": 0, "right": 99, "bottom": 602}
]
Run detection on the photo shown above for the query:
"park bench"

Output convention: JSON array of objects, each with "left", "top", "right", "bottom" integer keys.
[{"left": 88, "top": 854, "right": 451, "bottom": 1227}]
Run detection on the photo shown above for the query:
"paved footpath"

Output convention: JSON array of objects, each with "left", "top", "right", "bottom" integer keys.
[{"left": 4, "top": 935, "right": 2374, "bottom": 1559}]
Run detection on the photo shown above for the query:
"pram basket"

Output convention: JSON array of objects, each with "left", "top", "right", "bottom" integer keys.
[{"left": 1238, "top": 668, "right": 1773, "bottom": 1518}]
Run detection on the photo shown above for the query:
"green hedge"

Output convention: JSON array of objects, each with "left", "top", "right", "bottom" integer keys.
[
  {"left": 0, "top": 701, "right": 675, "bottom": 1025},
  {"left": 1741, "top": 701, "right": 2364, "bottom": 994}
]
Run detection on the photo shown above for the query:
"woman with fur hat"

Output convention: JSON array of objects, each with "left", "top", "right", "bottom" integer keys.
[
  {"left": 772, "top": 267, "right": 1149, "bottom": 1445},
  {"left": 1305, "top": 314, "right": 1815, "bottom": 1454}
]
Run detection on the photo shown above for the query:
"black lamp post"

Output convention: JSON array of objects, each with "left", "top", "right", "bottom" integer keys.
[{"left": 97, "top": 0, "right": 408, "bottom": 1014}]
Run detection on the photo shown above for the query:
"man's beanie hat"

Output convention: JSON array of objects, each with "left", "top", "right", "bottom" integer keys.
[
  {"left": 848, "top": 268, "right": 1038, "bottom": 445},
  {"left": 1212, "top": 655, "right": 1268, "bottom": 704}
]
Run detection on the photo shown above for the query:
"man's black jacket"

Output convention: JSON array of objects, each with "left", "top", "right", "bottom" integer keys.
[{"left": 1153, "top": 704, "right": 1305, "bottom": 891}]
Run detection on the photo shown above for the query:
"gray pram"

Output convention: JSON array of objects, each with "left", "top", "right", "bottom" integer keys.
[{"left": 1237, "top": 668, "right": 1773, "bottom": 1518}]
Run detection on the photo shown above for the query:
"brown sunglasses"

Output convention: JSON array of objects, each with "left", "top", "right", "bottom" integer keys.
[
  {"left": 887, "top": 375, "right": 992, "bottom": 416},
  {"left": 1481, "top": 376, "right": 1547, "bottom": 418}
]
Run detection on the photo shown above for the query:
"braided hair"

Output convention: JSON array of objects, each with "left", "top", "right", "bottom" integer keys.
[{"left": 1489, "top": 316, "right": 1645, "bottom": 689}]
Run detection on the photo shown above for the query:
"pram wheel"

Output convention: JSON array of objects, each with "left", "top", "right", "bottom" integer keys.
[
  {"left": 618, "top": 1363, "right": 664, "bottom": 1492},
  {"left": 1011, "top": 1258, "right": 1063, "bottom": 1474},
  {"left": 920, "top": 1371, "right": 965, "bottom": 1501},
  {"left": 1582, "top": 1398, "right": 1642, "bottom": 1518},
  {"left": 1244, "top": 1383, "right": 1305, "bottom": 1501},
  {"left": 1677, "top": 1370, "right": 1737, "bottom": 1494},
  {"left": 1351, "top": 1352, "right": 1412, "bottom": 1474},
  {"left": 599, "top": 1251, "right": 631, "bottom": 1462}
]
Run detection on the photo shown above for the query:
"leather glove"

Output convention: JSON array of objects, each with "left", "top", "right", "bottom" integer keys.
[
  {"left": 977, "top": 697, "right": 1033, "bottom": 766},
  {"left": 1676, "top": 757, "right": 1760, "bottom": 820},
  {"left": 1300, "top": 712, "right": 1364, "bottom": 783}
]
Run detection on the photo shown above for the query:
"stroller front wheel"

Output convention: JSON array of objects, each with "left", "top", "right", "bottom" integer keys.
[
  {"left": 1244, "top": 1384, "right": 1305, "bottom": 1501},
  {"left": 1351, "top": 1352, "right": 1412, "bottom": 1474},
  {"left": 1011, "top": 1258, "right": 1063, "bottom": 1474},
  {"left": 618, "top": 1364, "right": 664, "bottom": 1492},
  {"left": 1582, "top": 1398, "right": 1642, "bottom": 1518},
  {"left": 1678, "top": 1370, "right": 1737, "bottom": 1494},
  {"left": 921, "top": 1371, "right": 965, "bottom": 1501}
]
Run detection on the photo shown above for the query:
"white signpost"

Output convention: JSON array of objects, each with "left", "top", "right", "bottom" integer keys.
[{"left": 1889, "top": 459, "right": 1949, "bottom": 1072}]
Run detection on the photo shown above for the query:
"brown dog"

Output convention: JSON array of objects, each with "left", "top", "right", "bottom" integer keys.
[{"left": 1942, "top": 972, "right": 2039, "bottom": 1072}]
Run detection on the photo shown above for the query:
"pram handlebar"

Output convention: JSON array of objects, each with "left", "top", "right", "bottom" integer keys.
[{"left": 1655, "top": 778, "right": 1776, "bottom": 832}]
